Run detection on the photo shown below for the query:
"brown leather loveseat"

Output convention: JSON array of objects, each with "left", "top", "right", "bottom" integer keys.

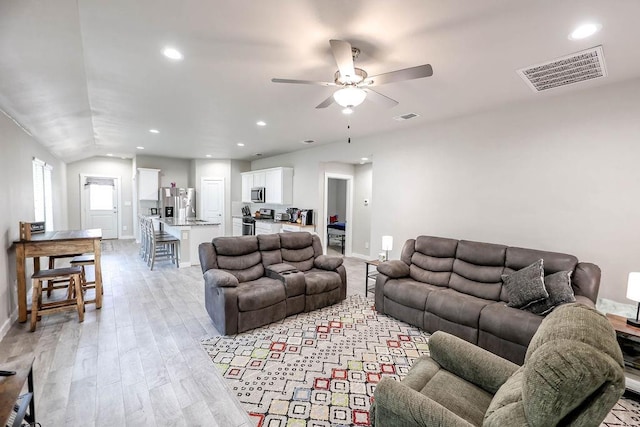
[
  {"left": 198, "top": 232, "right": 347, "bottom": 335},
  {"left": 375, "top": 235, "right": 600, "bottom": 364}
]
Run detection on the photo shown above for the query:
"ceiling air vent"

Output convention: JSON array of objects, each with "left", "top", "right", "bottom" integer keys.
[
  {"left": 517, "top": 45, "right": 607, "bottom": 92},
  {"left": 393, "top": 112, "right": 420, "bottom": 121}
]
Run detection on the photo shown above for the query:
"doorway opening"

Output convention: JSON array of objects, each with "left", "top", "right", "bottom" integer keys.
[
  {"left": 323, "top": 173, "right": 353, "bottom": 257},
  {"left": 80, "top": 174, "right": 120, "bottom": 239}
]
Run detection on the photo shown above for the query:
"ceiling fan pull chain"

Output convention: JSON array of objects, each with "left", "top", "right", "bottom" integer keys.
[{"left": 347, "top": 123, "right": 351, "bottom": 144}]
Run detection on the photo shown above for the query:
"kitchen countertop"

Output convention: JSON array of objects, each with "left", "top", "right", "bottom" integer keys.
[{"left": 158, "top": 217, "right": 220, "bottom": 227}]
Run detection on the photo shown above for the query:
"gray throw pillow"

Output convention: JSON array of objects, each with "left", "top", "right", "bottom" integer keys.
[
  {"left": 502, "top": 259, "right": 548, "bottom": 308},
  {"left": 524, "top": 271, "right": 575, "bottom": 315}
]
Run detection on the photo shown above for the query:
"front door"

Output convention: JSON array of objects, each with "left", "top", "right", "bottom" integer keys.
[
  {"left": 201, "top": 178, "right": 224, "bottom": 226},
  {"left": 82, "top": 176, "right": 118, "bottom": 239}
]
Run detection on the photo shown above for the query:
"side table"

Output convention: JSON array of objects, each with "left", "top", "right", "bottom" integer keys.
[
  {"left": 0, "top": 354, "right": 36, "bottom": 427},
  {"left": 606, "top": 313, "right": 640, "bottom": 394},
  {"left": 364, "top": 260, "right": 380, "bottom": 297}
]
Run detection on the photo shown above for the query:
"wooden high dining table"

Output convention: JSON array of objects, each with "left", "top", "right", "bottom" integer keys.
[{"left": 13, "top": 229, "right": 103, "bottom": 323}]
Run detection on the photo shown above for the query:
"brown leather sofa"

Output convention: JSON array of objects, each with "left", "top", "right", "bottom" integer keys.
[
  {"left": 375, "top": 236, "right": 601, "bottom": 364},
  {"left": 198, "top": 232, "right": 347, "bottom": 335}
]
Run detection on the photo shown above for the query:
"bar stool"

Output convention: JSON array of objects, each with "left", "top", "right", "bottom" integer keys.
[
  {"left": 45, "top": 254, "right": 82, "bottom": 297},
  {"left": 70, "top": 254, "right": 101, "bottom": 304},
  {"left": 30, "top": 266, "right": 84, "bottom": 332}
]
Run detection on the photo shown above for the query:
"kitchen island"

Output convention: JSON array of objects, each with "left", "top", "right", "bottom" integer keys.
[{"left": 158, "top": 217, "right": 222, "bottom": 267}]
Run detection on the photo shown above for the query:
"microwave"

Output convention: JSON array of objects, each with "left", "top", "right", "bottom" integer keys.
[{"left": 251, "top": 187, "right": 265, "bottom": 203}]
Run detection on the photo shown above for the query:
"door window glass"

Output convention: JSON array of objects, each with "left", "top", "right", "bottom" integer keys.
[{"left": 89, "top": 185, "right": 113, "bottom": 210}]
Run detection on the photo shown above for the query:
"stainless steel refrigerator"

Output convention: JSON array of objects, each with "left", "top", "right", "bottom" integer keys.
[{"left": 160, "top": 187, "right": 196, "bottom": 219}]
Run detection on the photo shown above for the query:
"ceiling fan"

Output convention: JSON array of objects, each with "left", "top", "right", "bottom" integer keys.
[{"left": 272, "top": 39, "right": 433, "bottom": 111}]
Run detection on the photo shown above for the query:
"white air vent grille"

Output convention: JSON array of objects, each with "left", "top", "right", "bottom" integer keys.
[
  {"left": 517, "top": 45, "right": 607, "bottom": 92},
  {"left": 393, "top": 112, "right": 420, "bottom": 121}
]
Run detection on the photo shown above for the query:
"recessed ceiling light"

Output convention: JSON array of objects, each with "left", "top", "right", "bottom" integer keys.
[
  {"left": 205, "top": 154, "right": 212, "bottom": 158},
  {"left": 136, "top": 146, "right": 144, "bottom": 150},
  {"left": 569, "top": 23, "right": 602, "bottom": 40},
  {"left": 256, "top": 121, "right": 266, "bottom": 126},
  {"left": 106, "top": 153, "right": 113, "bottom": 157},
  {"left": 149, "top": 129, "right": 160, "bottom": 134},
  {"left": 237, "top": 143, "right": 245, "bottom": 147},
  {"left": 342, "top": 107, "right": 354, "bottom": 115},
  {"left": 162, "top": 47, "right": 183, "bottom": 60},
  {"left": 361, "top": 157, "right": 369, "bottom": 161}
]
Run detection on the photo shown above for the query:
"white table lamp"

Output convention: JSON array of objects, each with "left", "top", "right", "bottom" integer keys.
[
  {"left": 382, "top": 236, "right": 393, "bottom": 261},
  {"left": 626, "top": 272, "right": 640, "bottom": 327}
]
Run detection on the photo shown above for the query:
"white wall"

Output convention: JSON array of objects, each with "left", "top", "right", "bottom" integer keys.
[
  {"left": 352, "top": 163, "right": 372, "bottom": 257},
  {"left": 66, "top": 157, "right": 134, "bottom": 237},
  {"left": 1, "top": 112, "right": 68, "bottom": 337},
  {"left": 253, "top": 78, "right": 640, "bottom": 303},
  {"left": 137, "top": 155, "right": 190, "bottom": 188}
]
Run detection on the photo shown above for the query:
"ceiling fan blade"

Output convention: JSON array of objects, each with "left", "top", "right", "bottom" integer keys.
[
  {"left": 272, "top": 78, "right": 335, "bottom": 86},
  {"left": 363, "top": 88, "right": 399, "bottom": 108},
  {"left": 315, "top": 94, "right": 335, "bottom": 109},
  {"left": 367, "top": 64, "right": 433, "bottom": 86},
  {"left": 329, "top": 39, "right": 356, "bottom": 81}
]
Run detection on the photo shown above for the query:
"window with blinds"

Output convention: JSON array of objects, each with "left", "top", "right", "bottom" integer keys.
[{"left": 32, "top": 158, "right": 53, "bottom": 230}]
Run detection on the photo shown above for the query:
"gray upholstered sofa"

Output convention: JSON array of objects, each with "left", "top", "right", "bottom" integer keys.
[
  {"left": 375, "top": 236, "right": 601, "bottom": 364},
  {"left": 370, "top": 303, "right": 624, "bottom": 426},
  {"left": 198, "top": 232, "right": 347, "bottom": 335}
]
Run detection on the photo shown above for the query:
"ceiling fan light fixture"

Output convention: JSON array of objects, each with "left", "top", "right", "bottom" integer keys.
[
  {"left": 342, "top": 107, "right": 354, "bottom": 115},
  {"left": 333, "top": 87, "right": 367, "bottom": 108}
]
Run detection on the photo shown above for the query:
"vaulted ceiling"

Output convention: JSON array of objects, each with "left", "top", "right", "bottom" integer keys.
[{"left": 2, "top": 0, "right": 640, "bottom": 163}]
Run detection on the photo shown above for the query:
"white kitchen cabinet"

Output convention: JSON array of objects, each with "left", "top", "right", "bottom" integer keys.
[
  {"left": 253, "top": 171, "right": 266, "bottom": 188},
  {"left": 255, "top": 221, "right": 282, "bottom": 236},
  {"left": 232, "top": 217, "right": 243, "bottom": 236},
  {"left": 241, "top": 167, "right": 293, "bottom": 205},
  {"left": 281, "top": 223, "right": 315, "bottom": 233},
  {"left": 138, "top": 168, "right": 160, "bottom": 201}
]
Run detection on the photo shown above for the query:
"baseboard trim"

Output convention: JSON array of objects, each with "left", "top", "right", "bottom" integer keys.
[
  {"left": 0, "top": 308, "right": 18, "bottom": 340},
  {"left": 350, "top": 252, "right": 371, "bottom": 260}
]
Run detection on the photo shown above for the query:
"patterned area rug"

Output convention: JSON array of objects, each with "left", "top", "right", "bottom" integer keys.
[{"left": 201, "top": 295, "right": 640, "bottom": 426}]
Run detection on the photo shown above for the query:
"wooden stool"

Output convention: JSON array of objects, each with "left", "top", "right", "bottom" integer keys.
[
  {"left": 46, "top": 254, "right": 82, "bottom": 297},
  {"left": 30, "top": 267, "right": 84, "bottom": 332},
  {"left": 70, "top": 254, "right": 101, "bottom": 303}
]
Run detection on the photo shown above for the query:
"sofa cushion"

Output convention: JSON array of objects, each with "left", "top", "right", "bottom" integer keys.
[
  {"left": 425, "top": 288, "right": 492, "bottom": 329},
  {"left": 484, "top": 368, "right": 526, "bottom": 426},
  {"left": 258, "top": 234, "right": 282, "bottom": 266},
  {"left": 502, "top": 259, "right": 547, "bottom": 308},
  {"left": 213, "top": 235, "right": 259, "bottom": 256},
  {"left": 304, "top": 270, "right": 342, "bottom": 295},
  {"left": 280, "top": 231, "right": 313, "bottom": 249},
  {"left": 314, "top": 255, "right": 343, "bottom": 270},
  {"left": 384, "top": 278, "right": 442, "bottom": 311},
  {"left": 236, "top": 277, "right": 286, "bottom": 312},
  {"left": 378, "top": 260, "right": 410, "bottom": 279},
  {"left": 448, "top": 241, "right": 506, "bottom": 301},
  {"left": 479, "top": 302, "right": 543, "bottom": 349},
  {"left": 409, "top": 236, "right": 458, "bottom": 286},
  {"left": 524, "top": 271, "right": 575, "bottom": 315}
]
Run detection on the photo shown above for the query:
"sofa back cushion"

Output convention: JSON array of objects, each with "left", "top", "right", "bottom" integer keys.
[
  {"left": 212, "top": 236, "right": 264, "bottom": 282},
  {"left": 450, "top": 240, "right": 506, "bottom": 300},
  {"left": 257, "top": 234, "right": 282, "bottom": 266},
  {"left": 280, "top": 232, "right": 315, "bottom": 271},
  {"left": 500, "top": 247, "right": 578, "bottom": 302},
  {"left": 408, "top": 236, "right": 458, "bottom": 287}
]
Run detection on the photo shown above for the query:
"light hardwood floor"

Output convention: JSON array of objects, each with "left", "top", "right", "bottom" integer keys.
[{"left": 0, "top": 239, "right": 369, "bottom": 426}]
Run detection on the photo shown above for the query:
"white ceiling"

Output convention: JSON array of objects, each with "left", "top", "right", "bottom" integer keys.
[{"left": 2, "top": 0, "right": 640, "bottom": 163}]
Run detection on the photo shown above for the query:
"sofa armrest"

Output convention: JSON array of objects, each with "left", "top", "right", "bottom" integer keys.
[
  {"left": 371, "top": 377, "right": 474, "bottom": 427},
  {"left": 429, "top": 331, "right": 519, "bottom": 394},
  {"left": 314, "top": 255, "right": 343, "bottom": 270},
  {"left": 377, "top": 260, "right": 410, "bottom": 279},
  {"left": 203, "top": 269, "right": 239, "bottom": 288},
  {"left": 572, "top": 262, "right": 601, "bottom": 304}
]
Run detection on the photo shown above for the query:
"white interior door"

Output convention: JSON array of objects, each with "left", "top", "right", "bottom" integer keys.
[
  {"left": 82, "top": 176, "right": 119, "bottom": 239},
  {"left": 201, "top": 178, "right": 224, "bottom": 225}
]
